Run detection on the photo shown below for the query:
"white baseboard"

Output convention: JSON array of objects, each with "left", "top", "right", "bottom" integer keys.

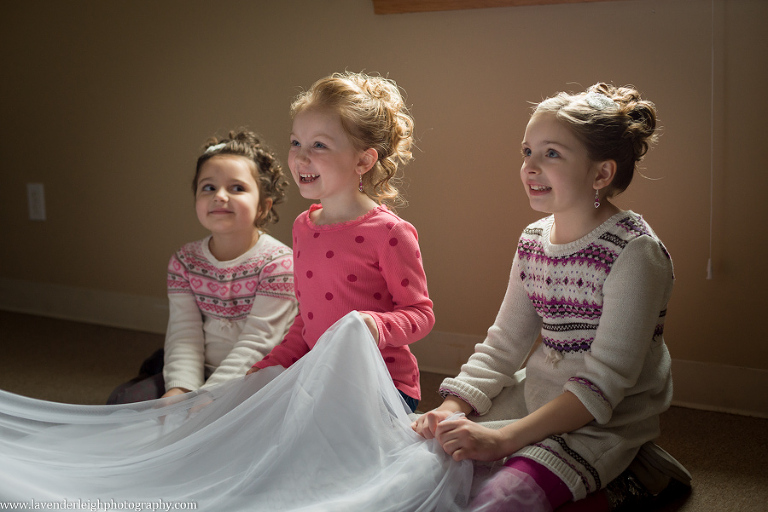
[
  {"left": 669, "top": 359, "right": 768, "bottom": 418},
  {"left": 2, "top": 278, "right": 766, "bottom": 418},
  {"left": 0, "top": 277, "right": 168, "bottom": 334}
]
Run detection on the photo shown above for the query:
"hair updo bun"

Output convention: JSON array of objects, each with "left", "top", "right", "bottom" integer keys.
[{"left": 534, "top": 82, "right": 659, "bottom": 196}]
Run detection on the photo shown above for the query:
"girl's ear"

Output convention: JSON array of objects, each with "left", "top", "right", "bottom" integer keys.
[
  {"left": 356, "top": 148, "right": 379, "bottom": 175},
  {"left": 594, "top": 159, "right": 617, "bottom": 190},
  {"left": 257, "top": 197, "right": 273, "bottom": 222}
]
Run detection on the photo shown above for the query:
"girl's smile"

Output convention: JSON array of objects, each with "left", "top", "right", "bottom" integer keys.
[
  {"left": 527, "top": 184, "right": 553, "bottom": 195},
  {"left": 298, "top": 172, "right": 320, "bottom": 184}
]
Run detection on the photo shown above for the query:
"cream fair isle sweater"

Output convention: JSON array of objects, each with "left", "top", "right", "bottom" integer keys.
[{"left": 440, "top": 211, "right": 674, "bottom": 500}]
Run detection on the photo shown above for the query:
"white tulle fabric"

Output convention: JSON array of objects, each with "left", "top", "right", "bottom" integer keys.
[{"left": 0, "top": 312, "right": 472, "bottom": 511}]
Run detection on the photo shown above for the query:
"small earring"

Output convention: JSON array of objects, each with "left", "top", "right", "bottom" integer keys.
[
  {"left": 594, "top": 189, "right": 601, "bottom": 209},
  {"left": 358, "top": 174, "right": 364, "bottom": 193}
]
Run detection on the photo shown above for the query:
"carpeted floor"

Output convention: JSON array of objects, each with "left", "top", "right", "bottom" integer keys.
[{"left": 1, "top": 310, "right": 766, "bottom": 510}]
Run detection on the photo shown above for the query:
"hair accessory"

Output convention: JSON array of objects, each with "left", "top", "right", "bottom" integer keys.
[
  {"left": 358, "top": 174, "right": 364, "bottom": 193},
  {"left": 584, "top": 91, "right": 617, "bottom": 111},
  {"left": 594, "top": 189, "right": 601, "bottom": 209},
  {"left": 205, "top": 142, "right": 227, "bottom": 154}
]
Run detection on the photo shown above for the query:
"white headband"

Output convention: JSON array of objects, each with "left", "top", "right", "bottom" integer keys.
[{"left": 205, "top": 142, "right": 227, "bottom": 153}]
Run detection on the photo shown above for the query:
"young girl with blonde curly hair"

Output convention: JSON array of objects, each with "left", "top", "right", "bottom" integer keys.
[{"left": 247, "top": 72, "right": 434, "bottom": 413}]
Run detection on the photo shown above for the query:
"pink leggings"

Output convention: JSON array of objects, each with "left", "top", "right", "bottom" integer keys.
[{"left": 471, "top": 457, "right": 610, "bottom": 512}]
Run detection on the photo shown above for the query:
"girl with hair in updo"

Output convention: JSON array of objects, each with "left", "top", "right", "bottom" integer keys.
[
  {"left": 108, "top": 130, "right": 298, "bottom": 404},
  {"left": 413, "top": 84, "right": 690, "bottom": 510},
  {"left": 247, "top": 72, "right": 433, "bottom": 413}
]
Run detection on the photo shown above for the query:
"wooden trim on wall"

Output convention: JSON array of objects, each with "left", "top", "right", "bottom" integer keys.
[{"left": 373, "top": 0, "right": 628, "bottom": 15}]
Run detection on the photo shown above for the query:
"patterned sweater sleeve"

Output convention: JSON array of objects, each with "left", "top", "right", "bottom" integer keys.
[
  {"left": 251, "top": 311, "right": 310, "bottom": 370},
  {"left": 563, "top": 235, "right": 674, "bottom": 424},
  {"left": 163, "top": 253, "right": 206, "bottom": 392},
  {"left": 366, "top": 220, "right": 435, "bottom": 349},
  {"left": 202, "top": 251, "right": 298, "bottom": 389},
  {"left": 440, "top": 253, "right": 542, "bottom": 415}
]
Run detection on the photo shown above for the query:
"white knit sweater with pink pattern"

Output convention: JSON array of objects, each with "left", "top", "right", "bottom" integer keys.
[{"left": 164, "top": 233, "right": 297, "bottom": 392}]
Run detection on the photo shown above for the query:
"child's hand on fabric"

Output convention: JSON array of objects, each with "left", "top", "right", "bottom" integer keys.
[
  {"left": 245, "top": 367, "right": 260, "bottom": 377},
  {"left": 187, "top": 394, "right": 214, "bottom": 417},
  {"left": 412, "top": 409, "right": 458, "bottom": 439},
  {"left": 155, "top": 387, "right": 191, "bottom": 422},
  {"left": 358, "top": 313, "right": 380, "bottom": 344},
  {"left": 412, "top": 396, "right": 473, "bottom": 439},
  {"left": 161, "top": 387, "right": 189, "bottom": 399},
  {"left": 435, "top": 419, "right": 508, "bottom": 462}
]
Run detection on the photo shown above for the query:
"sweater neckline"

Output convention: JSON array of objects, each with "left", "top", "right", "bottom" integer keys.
[
  {"left": 201, "top": 232, "right": 267, "bottom": 265},
  {"left": 304, "top": 203, "right": 387, "bottom": 231},
  {"left": 542, "top": 211, "right": 633, "bottom": 255}
]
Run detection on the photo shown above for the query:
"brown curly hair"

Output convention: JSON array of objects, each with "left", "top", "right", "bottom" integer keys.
[
  {"left": 193, "top": 129, "right": 289, "bottom": 229},
  {"left": 290, "top": 72, "right": 415, "bottom": 210},
  {"left": 533, "top": 83, "right": 659, "bottom": 197}
]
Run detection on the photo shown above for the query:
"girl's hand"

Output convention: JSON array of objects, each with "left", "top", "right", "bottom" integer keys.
[
  {"left": 358, "top": 313, "right": 380, "bottom": 344},
  {"left": 435, "top": 420, "right": 510, "bottom": 462},
  {"left": 161, "top": 387, "right": 189, "bottom": 399},
  {"left": 434, "top": 391, "right": 594, "bottom": 462},
  {"left": 245, "top": 366, "right": 260, "bottom": 376},
  {"left": 411, "top": 396, "right": 473, "bottom": 439},
  {"left": 412, "top": 409, "right": 457, "bottom": 439}
]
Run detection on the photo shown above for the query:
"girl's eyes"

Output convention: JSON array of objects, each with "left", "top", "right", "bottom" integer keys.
[
  {"left": 289, "top": 140, "right": 327, "bottom": 149},
  {"left": 199, "top": 184, "right": 247, "bottom": 193},
  {"left": 521, "top": 148, "right": 560, "bottom": 158}
]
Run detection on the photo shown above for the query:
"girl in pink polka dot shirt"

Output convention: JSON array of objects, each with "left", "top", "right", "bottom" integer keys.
[{"left": 247, "top": 72, "right": 434, "bottom": 412}]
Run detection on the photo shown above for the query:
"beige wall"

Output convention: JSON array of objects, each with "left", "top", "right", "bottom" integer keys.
[{"left": 2, "top": 0, "right": 766, "bottom": 372}]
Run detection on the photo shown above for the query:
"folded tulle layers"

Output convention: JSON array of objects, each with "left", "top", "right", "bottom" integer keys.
[{"left": 0, "top": 312, "right": 472, "bottom": 511}]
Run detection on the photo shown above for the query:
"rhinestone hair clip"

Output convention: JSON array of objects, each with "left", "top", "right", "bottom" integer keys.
[
  {"left": 205, "top": 142, "right": 227, "bottom": 153},
  {"left": 584, "top": 91, "right": 617, "bottom": 111}
]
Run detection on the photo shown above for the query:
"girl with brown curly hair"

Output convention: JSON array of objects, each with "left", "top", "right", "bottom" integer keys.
[{"left": 109, "top": 130, "right": 298, "bottom": 403}]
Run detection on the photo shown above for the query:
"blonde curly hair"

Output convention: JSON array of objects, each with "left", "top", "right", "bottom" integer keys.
[{"left": 291, "top": 72, "right": 415, "bottom": 210}]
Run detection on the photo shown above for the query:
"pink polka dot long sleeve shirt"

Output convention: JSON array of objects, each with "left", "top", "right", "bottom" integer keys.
[{"left": 253, "top": 204, "right": 434, "bottom": 399}]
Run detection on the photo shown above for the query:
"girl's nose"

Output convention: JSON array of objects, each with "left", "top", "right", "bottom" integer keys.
[
  {"left": 214, "top": 189, "right": 228, "bottom": 202},
  {"left": 522, "top": 159, "right": 540, "bottom": 174},
  {"left": 294, "top": 147, "right": 309, "bottom": 163}
]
